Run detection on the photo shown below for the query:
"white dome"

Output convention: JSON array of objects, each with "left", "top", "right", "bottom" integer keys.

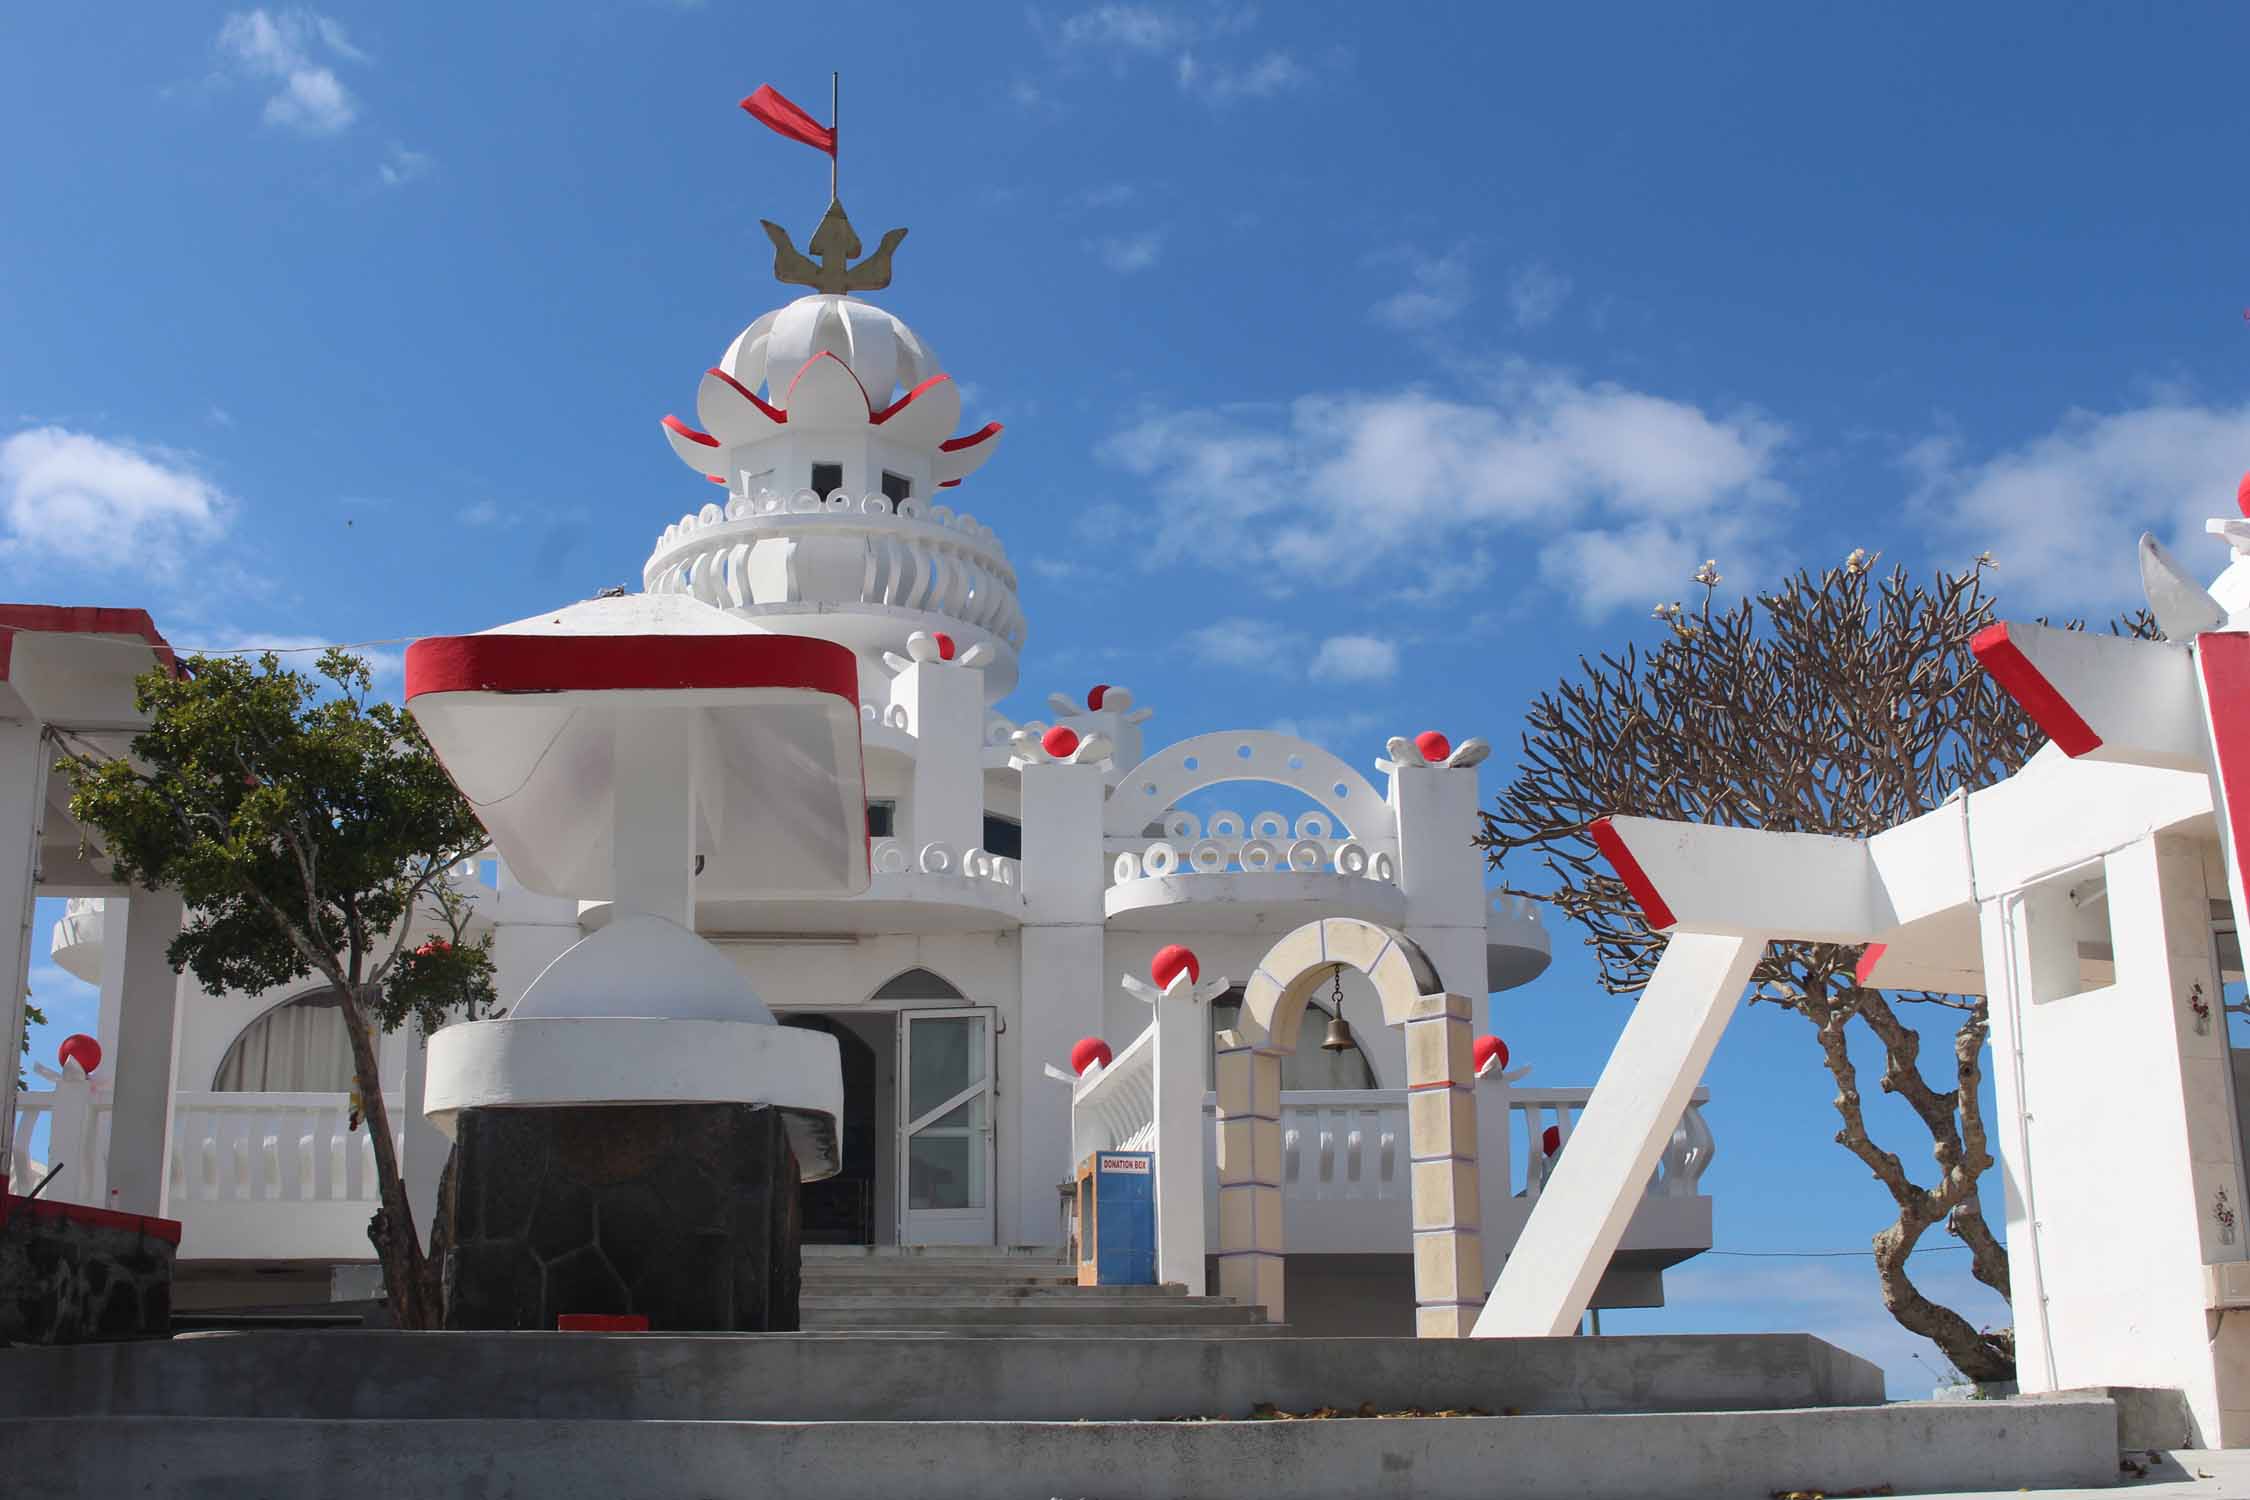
[
  {"left": 510, "top": 913, "right": 776, "bottom": 1024},
  {"left": 720, "top": 294, "right": 941, "bottom": 409}
]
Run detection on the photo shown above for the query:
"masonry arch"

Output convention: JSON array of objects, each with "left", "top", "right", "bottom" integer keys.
[
  {"left": 1213, "top": 916, "right": 1482, "bottom": 1337},
  {"left": 211, "top": 988, "right": 355, "bottom": 1092}
]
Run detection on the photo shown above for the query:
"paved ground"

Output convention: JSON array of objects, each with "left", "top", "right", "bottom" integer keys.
[{"left": 1891, "top": 1448, "right": 2250, "bottom": 1498}]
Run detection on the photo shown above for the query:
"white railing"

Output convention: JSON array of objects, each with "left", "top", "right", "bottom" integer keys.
[
  {"left": 8, "top": 1093, "right": 56, "bottom": 1185},
  {"left": 643, "top": 492, "right": 1025, "bottom": 649},
  {"left": 167, "top": 1092, "right": 400, "bottom": 1207},
  {"left": 1072, "top": 1027, "right": 1157, "bottom": 1165},
  {"left": 1107, "top": 808, "right": 1401, "bottom": 887},
  {"left": 869, "top": 837, "right": 1019, "bottom": 891},
  {"left": 1511, "top": 1086, "right": 1715, "bottom": 1200}
]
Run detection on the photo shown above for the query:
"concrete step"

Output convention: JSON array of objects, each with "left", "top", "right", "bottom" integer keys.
[
  {"left": 0, "top": 1330, "right": 1886, "bottom": 1422},
  {"left": 800, "top": 1301, "right": 1269, "bottom": 1328},
  {"left": 0, "top": 1399, "right": 2126, "bottom": 1500},
  {"left": 802, "top": 1245, "right": 1066, "bottom": 1261},
  {"left": 799, "top": 1283, "right": 1188, "bottom": 1301}
]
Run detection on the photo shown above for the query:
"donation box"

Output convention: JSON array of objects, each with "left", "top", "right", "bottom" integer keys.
[{"left": 1075, "top": 1151, "right": 1156, "bottom": 1286}]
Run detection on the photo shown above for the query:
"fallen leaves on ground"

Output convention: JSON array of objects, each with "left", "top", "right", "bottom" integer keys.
[{"left": 1770, "top": 1486, "right": 1894, "bottom": 1500}]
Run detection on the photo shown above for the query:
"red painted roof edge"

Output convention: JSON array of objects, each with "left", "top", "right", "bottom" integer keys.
[
  {"left": 1587, "top": 815, "right": 1679, "bottom": 931},
  {"left": 0, "top": 1189, "right": 183, "bottom": 1245},
  {"left": 402, "top": 632, "right": 860, "bottom": 706},
  {"left": 1970, "top": 622, "right": 2103, "bottom": 757},
  {"left": 0, "top": 604, "right": 178, "bottom": 680}
]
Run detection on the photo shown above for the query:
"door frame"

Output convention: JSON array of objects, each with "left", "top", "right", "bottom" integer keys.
[{"left": 896, "top": 1004, "right": 997, "bottom": 1246}]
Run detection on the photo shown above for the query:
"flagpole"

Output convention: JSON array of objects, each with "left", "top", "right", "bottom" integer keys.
[{"left": 830, "top": 71, "right": 839, "bottom": 203}]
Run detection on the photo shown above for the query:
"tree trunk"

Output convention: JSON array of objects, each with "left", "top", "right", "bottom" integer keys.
[
  {"left": 335, "top": 986, "right": 441, "bottom": 1329},
  {"left": 1872, "top": 1220, "right": 2016, "bottom": 1383}
]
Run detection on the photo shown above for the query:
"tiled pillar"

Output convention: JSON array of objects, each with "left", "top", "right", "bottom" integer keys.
[
  {"left": 1212, "top": 1029, "right": 1283, "bottom": 1318},
  {"left": 1404, "top": 990, "right": 1482, "bottom": 1337}
]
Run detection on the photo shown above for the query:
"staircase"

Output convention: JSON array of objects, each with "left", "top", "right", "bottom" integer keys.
[{"left": 799, "top": 1245, "right": 1273, "bottom": 1335}]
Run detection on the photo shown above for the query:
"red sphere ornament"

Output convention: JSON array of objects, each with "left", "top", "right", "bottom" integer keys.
[
  {"left": 57, "top": 1033, "right": 101, "bottom": 1076},
  {"left": 1541, "top": 1125, "right": 1563, "bottom": 1156},
  {"left": 1472, "top": 1035, "right": 1508, "bottom": 1076},
  {"left": 932, "top": 632, "right": 957, "bottom": 661},
  {"left": 2236, "top": 471, "right": 2250, "bottom": 520},
  {"left": 1087, "top": 683, "right": 1111, "bottom": 711},
  {"left": 1070, "top": 1036, "right": 1113, "bottom": 1075},
  {"left": 1042, "top": 725, "right": 1081, "bottom": 759},
  {"left": 1150, "top": 944, "right": 1201, "bottom": 990},
  {"left": 1415, "top": 730, "right": 1453, "bottom": 764}
]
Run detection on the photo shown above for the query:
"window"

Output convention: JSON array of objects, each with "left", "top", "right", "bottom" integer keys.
[
  {"left": 212, "top": 993, "right": 356, "bottom": 1092},
  {"left": 812, "top": 461, "right": 844, "bottom": 499},
  {"left": 881, "top": 470, "right": 912, "bottom": 508},
  {"left": 1209, "top": 988, "right": 1375, "bottom": 1091},
  {"left": 872, "top": 968, "right": 967, "bottom": 1003},
  {"left": 982, "top": 814, "right": 1022, "bottom": 860},
  {"left": 867, "top": 799, "right": 897, "bottom": 838}
]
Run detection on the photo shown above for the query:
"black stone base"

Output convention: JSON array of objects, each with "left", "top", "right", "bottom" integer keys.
[
  {"left": 443, "top": 1103, "right": 800, "bottom": 1332},
  {"left": 0, "top": 1201, "right": 175, "bottom": 1344}
]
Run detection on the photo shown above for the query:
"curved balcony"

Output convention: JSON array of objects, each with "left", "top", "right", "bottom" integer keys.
[
  {"left": 1103, "top": 809, "right": 1405, "bottom": 934},
  {"left": 641, "top": 491, "right": 1025, "bottom": 698},
  {"left": 49, "top": 896, "right": 104, "bottom": 984}
]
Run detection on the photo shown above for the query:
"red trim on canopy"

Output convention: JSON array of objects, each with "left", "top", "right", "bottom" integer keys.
[
  {"left": 1970, "top": 623, "right": 2103, "bottom": 757},
  {"left": 1588, "top": 816, "right": 1678, "bottom": 931},
  {"left": 403, "top": 632, "right": 860, "bottom": 707},
  {"left": 1853, "top": 943, "right": 1887, "bottom": 986},
  {"left": 2199, "top": 631, "right": 2250, "bottom": 924},
  {"left": 939, "top": 422, "right": 1003, "bottom": 453},
  {"left": 704, "top": 367, "right": 787, "bottom": 425},
  {"left": 870, "top": 373, "right": 953, "bottom": 425},
  {"left": 661, "top": 415, "right": 720, "bottom": 448},
  {"left": 0, "top": 604, "right": 178, "bottom": 679},
  {"left": 785, "top": 350, "right": 873, "bottom": 415}
]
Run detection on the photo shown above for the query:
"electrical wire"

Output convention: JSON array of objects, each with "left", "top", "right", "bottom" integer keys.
[{"left": 1705, "top": 1245, "right": 1971, "bottom": 1259}]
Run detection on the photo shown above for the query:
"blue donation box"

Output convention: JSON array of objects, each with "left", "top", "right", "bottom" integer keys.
[{"left": 1075, "top": 1151, "right": 1156, "bottom": 1286}]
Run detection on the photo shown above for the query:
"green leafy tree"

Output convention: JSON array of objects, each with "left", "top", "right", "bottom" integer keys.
[
  {"left": 1479, "top": 552, "right": 2155, "bottom": 1384},
  {"left": 60, "top": 649, "right": 496, "bottom": 1329}
]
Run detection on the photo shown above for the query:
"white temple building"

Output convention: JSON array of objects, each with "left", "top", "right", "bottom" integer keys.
[{"left": 9, "top": 211, "right": 1720, "bottom": 1331}]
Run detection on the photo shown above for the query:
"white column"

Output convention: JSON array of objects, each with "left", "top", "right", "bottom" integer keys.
[
  {"left": 107, "top": 888, "right": 185, "bottom": 1217},
  {"left": 46, "top": 1056, "right": 95, "bottom": 1206},
  {"left": 1474, "top": 930, "right": 1760, "bottom": 1336},
  {"left": 609, "top": 712, "right": 695, "bottom": 928},
  {"left": 1014, "top": 759, "right": 1105, "bottom": 1246},
  {"left": 893, "top": 660, "right": 984, "bottom": 856},
  {"left": 94, "top": 900, "right": 128, "bottom": 1073},
  {"left": 1152, "top": 979, "right": 1208, "bottom": 1293},
  {"left": 1393, "top": 763, "right": 1489, "bottom": 1004},
  {"left": 0, "top": 719, "right": 40, "bottom": 1186}
]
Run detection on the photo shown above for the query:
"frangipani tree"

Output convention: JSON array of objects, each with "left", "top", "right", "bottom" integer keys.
[
  {"left": 61, "top": 648, "right": 496, "bottom": 1330},
  {"left": 1479, "top": 552, "right": 2155, "bottom": 1383}
]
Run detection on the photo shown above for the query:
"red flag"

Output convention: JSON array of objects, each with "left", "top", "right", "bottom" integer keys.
[{"left": 740, "top": 85, "right": 835, "bottom": 156}]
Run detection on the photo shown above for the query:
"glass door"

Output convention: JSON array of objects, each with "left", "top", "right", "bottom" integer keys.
[{"left": 898, "top": 1007, "right": 995, "bottom": 1245}]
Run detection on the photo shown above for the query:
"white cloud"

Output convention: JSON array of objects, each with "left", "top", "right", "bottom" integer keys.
[
  {"left": 1099, "top": 362, "right": 1788, "bottom": 613},
  {"left": 1185, "top": 615, "right": 1297, "bottom": 671},
  {"left": 0, "top": 427, "right": 233, "bottom": 571},
  {"left": 1370, "top": 248, "right": 1472, "bottom": 332},
  {"left": 1267, "top": 709, "right": 1385, "bottom": 752},
  {"left": 460, "top": 500, "right": 507, "bottom": 526},
  {"left": 1185, "top": 50, "right": 1307, "bottom": 102},
  {"left": 1309, "top": 634, "right": 1398, "bottom": 683},
  {"left": 1907, "top": 397, "right": 2250, "bottom": 613},
  {"left": 1508, "top": 262, "right": 1572, "bottom": 328},
  {"left": 1074, "top": 182, "right": 1140, "bottom": 210},
  {"left": 1059, "top": 4, "right": 1189, "bottom": 53},
  {"left": 378, "top": 143, "right": 431, "bottom": 187},
  {"left": 1095, "top": 230, "right": 1165, "bottom": 274},
  {"left": 1046, "top": 5, "right": 1301, "bottom": 105},
  {"left": 216, "top": 10, "right": 364, "bottom": 136}
]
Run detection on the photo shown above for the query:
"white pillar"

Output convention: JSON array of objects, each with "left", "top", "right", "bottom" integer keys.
[
  {"left": 1152, "top": 979, "right": 1208, "bottom": 1294},
  {"left": 1474, "top": 930, "right": 1760, "bottom": 1336},
  {"left": 1393, "top": 763, "right": 1489, "bottom": 1004},
  {"left": 47, "top": 1057, "right": 95, "bottom": 1206},
  {"left": 107, "top": 888, "right": 185, "bottom": 1217},
  {"left": 94, "top": 900, "right": 127, "bottom": 1074},
  {"left": 609, "top": 713, "right": 695, "bottom": 928},
  {"left": 0, "top": 718, "right": 42, "bottom": 1185},
  {"left": 1015, "top": 759, "right": 1106, "bottom": 1247},
  {"left": 893, "top": 660, "right": 984, "bottom": 856}
]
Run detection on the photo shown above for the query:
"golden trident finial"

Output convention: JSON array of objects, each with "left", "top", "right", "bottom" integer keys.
[{"left": 759, "top": 199, "right": 908, "bottom": 296}]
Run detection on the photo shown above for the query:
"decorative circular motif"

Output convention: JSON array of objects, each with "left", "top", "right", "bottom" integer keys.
[
  {"left": 823, "top": 492, "right": 851, "bottom": 512},
  {"left": 1473, "top": 1035, "right": 1509, "bottom": 1075},
  {"left": 918, "top": 841, "right": 955, "bottom": 875},
  {"left": 1250, "top": 812, "right": 1288, "bottom": 842},
  {"left": 1142, "top": 841, "right": 1179, "bottom": 876},
  {"left": 1113, "top": 852, "right": 1142, "bottom": 883},
  {"left": 1370, "top": 852, "right": 1397, "bottom": 882},
  {"left": 1287, "top": 838, "right": 1324, "bottom": 872},
  {"left": 1042, "top": 725, "right": 1080, "bottom": 758},
  {"left": 789, "top": 488, "right": 822, "bottom": 513},
  {"left": 1239, "top": 839, "right": 1277, "bottom": 871},
  {"left": 1070, "top": 1037, "right": 1113, "bottom": 1075},
  {"left": 1189, "top": 839, "right": 1226, "bottom": 873},
  {"left": 860, "top": 494, "right": 890, "bottom": 515},
  {"left": 885, "top": 704, "right": 910, "bottom": 729},
  {"left": 932, "top": 632, "right": 957, "bottom": 661},
  {"left": 874, "top": 842, "right": 910, "bottom": 874},
  {"left": 1151, "top": 944, "right": 1200, "bottom": 990},
  {"left": 898, "top": 498, "right": 924, "bottom": 519},
  {"left": 1164, "top": 811, "right": 1202, "bottom": 842},
  {"left": 56, "top": 1033, "right": 101, "bottom": 1076},
  {"left": 1293, "top": 812, "right": 1332, "bottom": 841},
  {"left": 963, "top": 849, "right": 993, "bottom": 880},
  {"left": 699, "top": 502, "right": 723, "bottom": 525},
  {"left": 1333, "top": 840, "right": 1370, "bottom": 876},
  {"left": 1207, "top": 811, "right": 1244, "bottom": 841},
  {"left": 1088, "top": 683, "right": 1111, "bottom": 710}
]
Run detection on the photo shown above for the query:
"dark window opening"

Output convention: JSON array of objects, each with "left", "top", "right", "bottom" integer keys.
[
  {"left": 812, "top": 461, "right": 844, "bottom": 499},
  {"left": 881, "top": 470, "right": 912, "bottom": 508},
  {"left": 982, "top": 814, "right": 1022, "bottom": 860},
  {"left": 867, "top": 800, "right": 897, "bottom": 838}
]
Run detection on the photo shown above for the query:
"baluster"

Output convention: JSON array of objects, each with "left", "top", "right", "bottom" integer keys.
[
  {"left": 1317, "top": 1115, "right": 1336, "bottom": 1192},
  {"left": 343, "top": 1109, "right": 365, "bottom": 1200}
]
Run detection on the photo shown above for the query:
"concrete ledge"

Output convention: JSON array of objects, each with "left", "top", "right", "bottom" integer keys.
[
  {"left": 0, "top": 1330, "right": 1882, "bottom": 1421},
  {"left": 0, "top": 1399, "right": 2121, "bottom": 1500}
]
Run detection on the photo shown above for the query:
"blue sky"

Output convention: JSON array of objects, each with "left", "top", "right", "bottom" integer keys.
[{"left": 11, "top": 2, "right": 2250, "bottom": 1392}]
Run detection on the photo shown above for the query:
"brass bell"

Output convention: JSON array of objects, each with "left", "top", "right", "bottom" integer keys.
[{"left": 1320, "top": 1014, "right": 1356, "bottom": 1053}]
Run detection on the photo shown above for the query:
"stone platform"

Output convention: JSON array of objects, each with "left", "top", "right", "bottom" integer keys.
[{"left": 0, "top": 1331, "right": 2128, "bottom": 1498}]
